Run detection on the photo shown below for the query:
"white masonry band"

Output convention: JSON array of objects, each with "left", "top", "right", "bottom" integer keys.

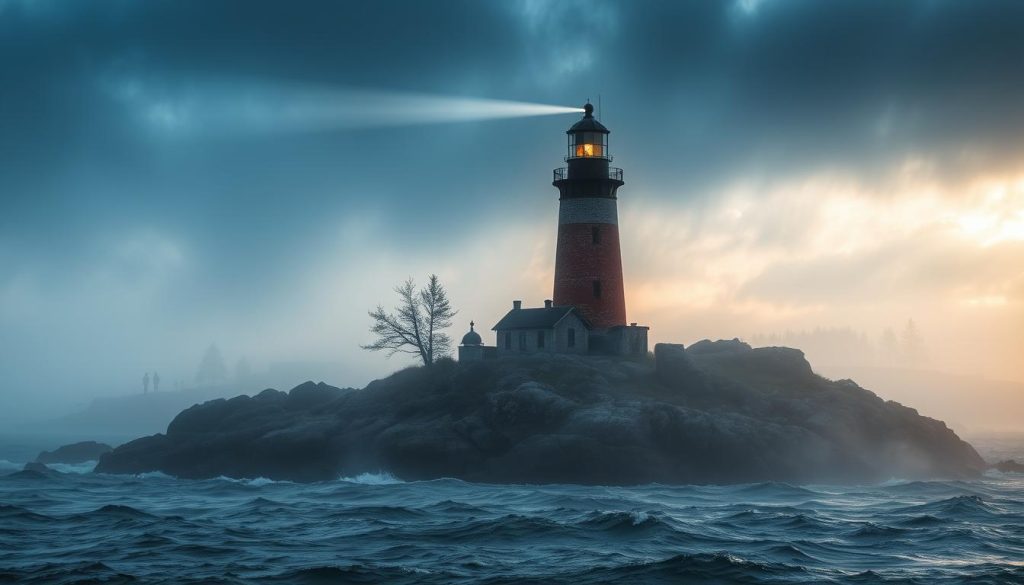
[{"left": 558, "top": 197, "right": 618, "bottom": 225}]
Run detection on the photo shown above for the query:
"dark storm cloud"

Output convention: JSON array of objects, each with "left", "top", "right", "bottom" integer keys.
[
  {"left": 2, "top": 0, "right": 1023, "bottom": 287},
  {"left": 3, "top": 0, "right": 1023, "bottom": 233},
  {"left": 597, "top": 0, "right": 1024, "bottom": 189}
]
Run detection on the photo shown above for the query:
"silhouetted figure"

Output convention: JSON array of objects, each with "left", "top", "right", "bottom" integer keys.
[
  {"left": 153, "top": 372, "right": 160, "bottom": 392},
  {"left": 142, "top": 372, "right": 150, "bottom": 394}
]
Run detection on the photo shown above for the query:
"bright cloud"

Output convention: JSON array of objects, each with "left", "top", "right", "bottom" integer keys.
[{"left": 615, "top": 164, "right": 1024, "bottom": 383}]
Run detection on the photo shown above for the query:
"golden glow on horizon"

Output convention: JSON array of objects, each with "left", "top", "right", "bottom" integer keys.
[{"left": 613, "top": 165, "right": 1024, "bottom": 384}]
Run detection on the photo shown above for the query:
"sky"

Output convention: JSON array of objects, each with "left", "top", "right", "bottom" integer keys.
[{"left": 1, "top": 0, "right": 1023, "bottom": 427}]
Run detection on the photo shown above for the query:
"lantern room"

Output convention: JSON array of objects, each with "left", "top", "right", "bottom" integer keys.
[{"left": 566, "top": 103, "right": 611, "bottom": 161}]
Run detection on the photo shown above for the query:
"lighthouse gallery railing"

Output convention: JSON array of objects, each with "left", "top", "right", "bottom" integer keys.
[{"left": 553, "top": 167, "right": 623, "bottom": 182}]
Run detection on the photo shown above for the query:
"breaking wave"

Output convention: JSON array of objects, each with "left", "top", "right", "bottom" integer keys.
[{"left": 338, "top": 471, "right": 404, "bottom": 484}]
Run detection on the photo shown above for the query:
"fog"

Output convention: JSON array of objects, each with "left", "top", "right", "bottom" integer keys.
[{"left": 2, "top": 0, "right": 1023, "bottom": 439}]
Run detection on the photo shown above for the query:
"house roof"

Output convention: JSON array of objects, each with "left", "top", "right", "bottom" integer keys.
[{"left": 491, "top": 306, "right": 590, "bottom": 331}]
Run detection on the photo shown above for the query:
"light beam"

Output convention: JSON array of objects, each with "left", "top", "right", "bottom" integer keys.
[{"left": 107, "top": 78, "right": 585, "bottom": 136}]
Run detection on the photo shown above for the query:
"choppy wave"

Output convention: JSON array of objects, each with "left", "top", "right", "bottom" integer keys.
[
  {"left": 338, "top": 471, "right": 404, "bottom": 484},
  {"left": 0, "top": 464, "right": 1021, "bottom": 584}
]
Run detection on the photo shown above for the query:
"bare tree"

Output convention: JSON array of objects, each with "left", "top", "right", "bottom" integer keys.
[{"left": 362, "top": 274, "right": 456, "bottom": 366}]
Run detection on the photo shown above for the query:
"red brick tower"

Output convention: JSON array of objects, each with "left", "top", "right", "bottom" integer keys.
[{"left": 552, "top": 103, "right": 626, "bottom": 329}]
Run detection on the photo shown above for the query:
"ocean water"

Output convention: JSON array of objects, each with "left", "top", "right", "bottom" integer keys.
[{"left": 2, "top": 434, "right": 1023, "bottom": 585}]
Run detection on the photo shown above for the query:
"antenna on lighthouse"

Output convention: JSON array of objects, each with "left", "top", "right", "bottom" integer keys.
[{"left": 598, "top": 94, "right": 602, "bottom": 120}]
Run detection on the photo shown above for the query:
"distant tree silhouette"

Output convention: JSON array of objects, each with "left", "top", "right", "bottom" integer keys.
[
  {"left": 142, "top": 372, "right": 150, "bottom": 394},
  {"left": 363, "top": 274, "right": 456, "bottom": 367},
  {"left": 195, "top": 344, "right": 228, "bottom": 386},
  {"left": 153, "top": 371, "right": 160, "bottom": 392}
]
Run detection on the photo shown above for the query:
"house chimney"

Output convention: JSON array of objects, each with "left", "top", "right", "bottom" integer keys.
[
  {"left": 513, "top": 300, "right": 522, "bottom": 310},
  {"left": 544, "top": 299, "right": 553, "bottom": 309}
]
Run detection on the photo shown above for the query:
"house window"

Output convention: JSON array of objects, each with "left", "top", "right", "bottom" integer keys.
[
  {"left": 568, "top": 328, "right": 576, "bottom": 348},
  {"left": 592, "top": 226, "right": 601, "bottom": 244},
  {"left": 592, "top": 280, "right": 602, "bottom": 299},
  {"left": 518, "top": 332, "right": 526, "bottom": 351},
  {"left": 537, "top": 330, "right": 545, "bottom": 348},
  {"left": 504, "top": 331, "right": 512, "bottom": 349}
]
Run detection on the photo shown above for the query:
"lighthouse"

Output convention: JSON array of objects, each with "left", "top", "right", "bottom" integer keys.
[
  {"left": 482, "top": 102, "right": 648, "bottom": 359},
  {"left": 552, "top": 102, "right": 626, "bottom": 329}
]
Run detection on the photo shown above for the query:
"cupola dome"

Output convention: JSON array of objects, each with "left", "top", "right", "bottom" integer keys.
[{"left": 460, "top": 321, "right": 483, "bottom": 346}]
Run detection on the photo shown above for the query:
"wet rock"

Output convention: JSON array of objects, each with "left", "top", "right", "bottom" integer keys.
[{"left": 36, "top": 441, "right": 112, "bottom": 464}]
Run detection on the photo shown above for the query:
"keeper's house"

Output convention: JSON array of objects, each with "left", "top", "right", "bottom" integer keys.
[{"left": 491, "top": 300, "right": 589, "bottom": 356}]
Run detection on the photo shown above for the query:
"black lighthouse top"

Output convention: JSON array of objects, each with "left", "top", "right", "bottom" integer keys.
[
  {"left": 553, "top": 102, "right": 623, "bottom": 198},
  {"left": 565, "top": 102, "right": 611, "bottom": 160},
  {"left": 568, "top": 103, "right": 609, "bottom": 132}
]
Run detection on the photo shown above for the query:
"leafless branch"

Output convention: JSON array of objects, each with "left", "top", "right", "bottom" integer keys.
[{"left": 362, "top": 274, "right": 457, "bottom": 366}]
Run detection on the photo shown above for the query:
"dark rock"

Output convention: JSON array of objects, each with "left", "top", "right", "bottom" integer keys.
[
  {"left": 654, "top": 343, "right": 705, "bottom": 391},
  {"left": 36, "top": 441, "right": 112, "bottom": 464},
  {"left": 286, "top": 381, "right": 347, "bottom": 410},
  {"left": 993, "top": 459, "right": 1024, "bottom": 473},
  {"left": 95, "top": 343, "right": 988, "bottom": 485},
  {"left": 686, "top": 338, "right": 751, "bottom": 355}
]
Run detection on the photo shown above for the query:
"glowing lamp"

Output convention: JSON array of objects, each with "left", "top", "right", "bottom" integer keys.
[{"left": 566, "top": 102, "right": 610, "bottom": 161}]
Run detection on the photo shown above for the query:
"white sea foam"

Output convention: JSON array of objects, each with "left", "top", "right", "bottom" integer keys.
[
  {"left": 630, "top": 511, "right": 651, "bottom": 525},
  {"left": 338, "top": 471, "right": 403, "bottom": 485},
  {"left": 46, "top": 461, "right": 98, "bottom": 474},
  {"left": 244, "top": 476, "right": 283, "bottom": 487},
  {"left": 133, "top": 471, "right": 174, "bottom": 480},
  {"left": 878, "top": 478, "right": 913, "bottom": 487},
  {"left": 213, "top": 475, "right": 290, "bottom": 486}
]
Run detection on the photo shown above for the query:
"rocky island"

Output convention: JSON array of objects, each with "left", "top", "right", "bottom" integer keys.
[
  {"left": 96, "top": 340, "right": 985, "bottom": 484},
  {"left": 35, "top": 440, "right": 112, "bottom": 464}
]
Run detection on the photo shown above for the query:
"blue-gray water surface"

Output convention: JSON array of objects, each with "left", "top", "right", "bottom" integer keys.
[{"left": 1, "top": 449, "right": 1022, "bottom": 584}]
